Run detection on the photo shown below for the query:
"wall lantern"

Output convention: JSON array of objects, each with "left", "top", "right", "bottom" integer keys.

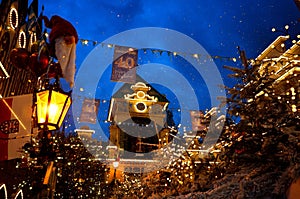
[{"left": 35, "top": 77, "right": 71, "bottom": 131}]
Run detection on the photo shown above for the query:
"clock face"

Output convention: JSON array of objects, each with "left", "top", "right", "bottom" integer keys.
[
  {"left": 135, "top": 102, "right": 146, "bottom": 112},
  {"left": 0, "top": 32, "right": 10, "bottom": 63}
]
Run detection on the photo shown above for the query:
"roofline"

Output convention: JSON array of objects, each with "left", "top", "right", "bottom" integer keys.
[{"left": 256, "top": 35, "right": 290, "bottom": 61}]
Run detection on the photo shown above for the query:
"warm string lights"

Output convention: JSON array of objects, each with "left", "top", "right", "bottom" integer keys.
[
  {"left": 271, "top": 24, "right": 290, "bottom": 36},
  {"left": 78, "top": 38, "right": 239, "bottom": 63},
  {"left": 0, "top": 184, "right": 8, "bottom": 199},
  {"left": 0, "top": 183, "right": 23, "bottom": 199},
  {"left": 0, "top": 61, "right": 10, "bottom": 79},
  {"left": 9, "top": 7, "right": 18, "bottom": 30},
  {"left": 18, "top": 30, "right": 26, "bottom": 48},
  {"left": 78, "top": 34, "right": 300, "bottom": 68},
  {"left": 18, "top": 123, "right": 225, "bottom": 198},
  {"left": 2, "top": 5, "right": 298, "bottom": 196},
  {"left": 29, "top": 32, "right": 37, "bottom": 46}
]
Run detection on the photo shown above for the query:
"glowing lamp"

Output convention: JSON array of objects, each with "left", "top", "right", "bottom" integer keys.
[
  {"left": 113, "top": 161, "right": 119, "bottom": 169},
  {"left": 35, "top": 78, "right": 71, "bottom": 130}
]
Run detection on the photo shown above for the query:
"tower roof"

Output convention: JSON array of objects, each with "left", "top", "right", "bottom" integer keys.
[{"left": 112, "top": 75, "right": 169, "bottom": 103}]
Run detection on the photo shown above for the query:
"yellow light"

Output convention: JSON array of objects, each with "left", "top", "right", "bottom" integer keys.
[
  {"left": 291, "top": 87, "right": 295, "bottom": 95},
  {"left": 0, "top": 184, "right": 8, "bottom": 199},
  {"left": 113, "top": 161, "right": 119, "bottom": 168},
  {"left": 285, "top": 25, "right": 289, "bottom": 30},
  {"left": 14, "top": 190, "right": 23, "bottom": 199},
  {"left": 49, "top": 103, "right": 59, "bottom": 119},
  {"left": 30, "top": 32, "right": 37, "bottom": 46},
  {"left": 36, "top": 89, "right": 71, "bottom": 130},
  {"left": 292, "top": 105, "right": 297, "bottom": 112},
  {"left": 9, "top": 7, "right": 18, "bottom": 30},
  {"left": 136, "top": 91, "right": 145, "bottom": 99},
  {"left": 18, "top": 30, "right": 26, "bottom": 48}
]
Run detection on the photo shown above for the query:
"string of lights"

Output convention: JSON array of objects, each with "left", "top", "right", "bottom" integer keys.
[
  {"left": 78, "top": 38, "right": 239, "bottom": 62},
  {"left": 78, "top": 34, "right": 300, "bottom": 67}
]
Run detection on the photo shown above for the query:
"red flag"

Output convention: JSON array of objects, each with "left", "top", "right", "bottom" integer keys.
[{"left": 0, "top": 94, "right": 34, "bottom": 160}]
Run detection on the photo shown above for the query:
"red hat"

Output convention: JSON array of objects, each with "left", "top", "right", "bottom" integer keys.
[{"left": 41, "top": 15, "right": 78, "bottom": 45}]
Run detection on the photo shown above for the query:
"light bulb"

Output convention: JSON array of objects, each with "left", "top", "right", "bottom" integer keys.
[{"left": 285, "top": 25, "right": 289, "bottom": 30}]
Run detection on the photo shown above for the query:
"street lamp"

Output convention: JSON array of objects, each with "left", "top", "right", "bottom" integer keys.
[
  {"left": 113, "top": 159, "right": 119, "bottom": 182},
  {"left": 113, "top": 160, "right": 119, "bottom": 169},
  {"left": 34, "top": 77, "right": 71, "bottom": 131}
]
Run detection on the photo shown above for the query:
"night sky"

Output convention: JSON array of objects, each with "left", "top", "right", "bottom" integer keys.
[
  {"left": 38, "top": 0, "right": 300, "bottom": 63},
  {"left": 35, "top": 0, "right": 300, "bottom": 139}
]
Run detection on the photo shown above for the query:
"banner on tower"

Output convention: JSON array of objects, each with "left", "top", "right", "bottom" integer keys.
[
  {"left": 111, "top": 45, "right": 137, "bottom": 83},
  {"left": 79, "top": 98, "right": 100, "bottom": 124}
]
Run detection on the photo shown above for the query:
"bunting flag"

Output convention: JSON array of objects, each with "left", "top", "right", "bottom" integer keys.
[
  {"left": 79, "top": 39, "right": 240, "bottom": 62},
  {"left": 27, "top": 0, "right": 39, "bottom": 32},
  {"left": 190, "top": 110, "right": 207, "bottom": 132},
  {"left": 79, "top": 98, "right": 100, "bottom": 124},
  {"left": 111, "top": 45, "right": 138, "bottom": 83},
  {"left": 0, "top": 94, "right": 33, "bottom": 161}
]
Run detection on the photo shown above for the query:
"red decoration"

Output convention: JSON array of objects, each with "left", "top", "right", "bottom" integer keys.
[
  {"left": 10, "top": 48, "right": 30, "bottom": 69},
  {"left": 38, "top": 54, "right": 49, "bottom": 71},
  {"left": 28, "top": 53, "right": 37, "bottom": 72},
  {"left": 28, "top": 52, "right": 49, "bottom": 77},
  {"left": 235, "top": 148, "right": 245, "bottom": 154}
]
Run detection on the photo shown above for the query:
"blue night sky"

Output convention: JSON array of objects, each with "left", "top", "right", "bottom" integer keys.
[
  {"left": 37, "top": 0, "right": 300, "bottom": 62},
  {"left": 36, "top": 0, "right": 300, "bottom": 92},
  {"left": 35, "top": 0, "right": 300, "bottom": 138}
]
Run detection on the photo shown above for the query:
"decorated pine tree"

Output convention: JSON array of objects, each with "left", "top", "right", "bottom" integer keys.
[{"left": 206, "top": 46, "right": 300, "bottom": 198}]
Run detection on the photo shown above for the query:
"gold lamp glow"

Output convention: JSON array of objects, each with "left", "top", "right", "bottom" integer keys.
[{"left": 35, "top": 81, "right": 71, "bottom": 131}]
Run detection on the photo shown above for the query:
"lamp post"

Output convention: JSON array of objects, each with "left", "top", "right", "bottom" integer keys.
[
  {"left": 34, "top": 76, "right": 72, "bottom": 131},
  {"left": 33, "top": 75, "right": 71, "bottom": 197},
  {"left": 112, "top": 159, "right": 119, "bottom": 184}
]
